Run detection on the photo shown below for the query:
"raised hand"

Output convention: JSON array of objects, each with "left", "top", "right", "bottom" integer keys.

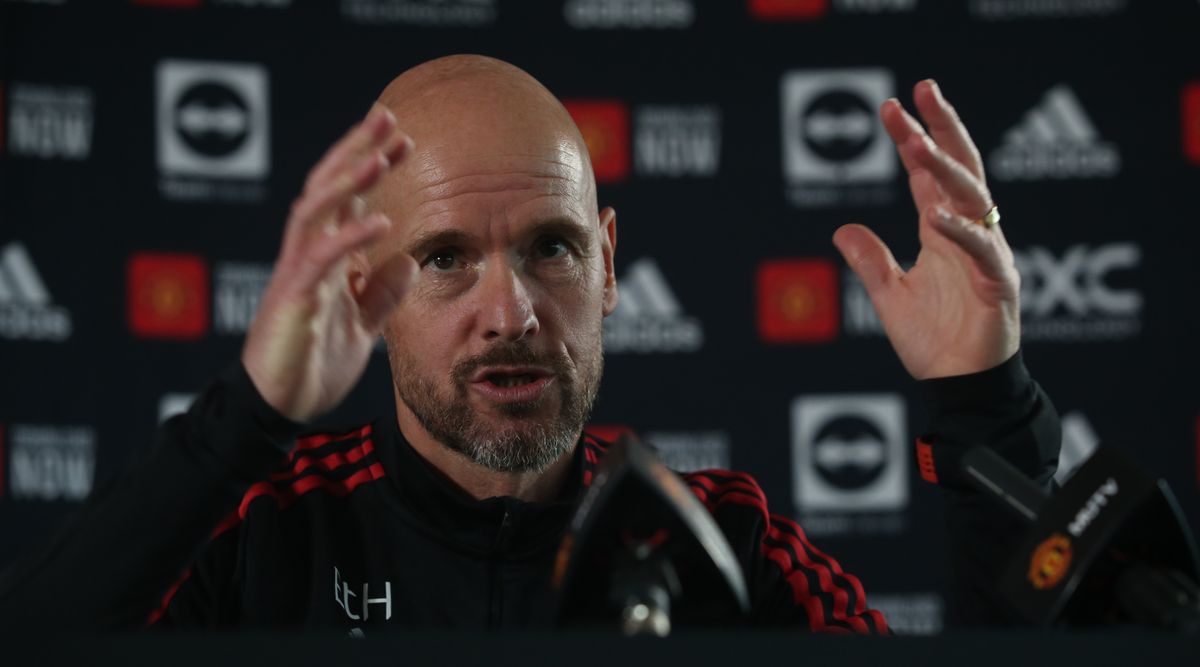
[
  {"left": 832, "top": 80, "right": 1020, "bottom": 380},
  {"left": 242, "top": 104, "right": 417, "bottom": 422}
]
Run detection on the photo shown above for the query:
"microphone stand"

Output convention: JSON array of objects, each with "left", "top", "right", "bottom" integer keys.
[{"left": 961, "top": 445, "right": 1200, "bottom": 632}]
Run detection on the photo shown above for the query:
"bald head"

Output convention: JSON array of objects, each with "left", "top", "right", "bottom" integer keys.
[{"left": 367, "top": 55, "right": 597, "bottom": 221}]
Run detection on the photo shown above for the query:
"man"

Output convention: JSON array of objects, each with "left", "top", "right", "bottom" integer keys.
[{"left": 0, "top": 56, "right": 1057, "bottom": 631}]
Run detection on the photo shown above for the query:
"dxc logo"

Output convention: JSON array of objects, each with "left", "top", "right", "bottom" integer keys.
[{"left": 1013, "top": 243, "right": 1141, "bottom": 341}]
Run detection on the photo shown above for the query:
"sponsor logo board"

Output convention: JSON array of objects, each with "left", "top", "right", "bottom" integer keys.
[
  {"left": 780, "top": 69, "right": 896, "bottom": 207},
  {"left": 969, "top": 0, "right": 1125, "bottom": 19},
  {"left": 0, "top": 242, "right": 73, "bottom": 342},
  {"left": 1055, "top": 411, "right": 1099, "bottom": 486},
  {"left": 604, "top": 257, "right": 703, "bottom": 353},
  {"left": 867, "top": 593, "right": 943, "bottom": 635},
  {"left": 7, "top": 424, "right": 95, "bottom": 501},
  {"left": 156, "top": 59, "right": 270, "bottom": 201},
  {"left": 844, "top": 244, "right": 1141, "bottom": 342},
  {"left": 564, "top": 99, "right": 630, "bottom": 184},
  {"left": 159, "top": 393, "right": 197, "bottom": 423},
  {"left": 565, "top": 0, "right": 694, "bottom": 28},
  {"left": 749, "top": 0, "right": 828, "bottom": 19},
  {"left": 213, "top": 261, "right": 271, "bottom": 334},
  {"left": 644, "top": 431, "right": 731, "bottom": 472},
  {"left": 757, "top": 259, "right": 839, "bottom": 343},
  {"left": 1015, "top": 243, "right": 1141, "bottom": 341},
  {"left": 6, "top": 83, "right": 93, "bottom": 160},
  {"left": 989, "top": 85, "right": 1119, "bottom": 181},
  {"left": 791, "top": 393, "right": 908, "bottom": 536},
  {"left": 1184, "top": 83, "right": 1200, "bottom": 165},
  {"left": 127, "top": 252, "right": 210, "bottom": 340},
  {"left": 750, "top": 0, "right": 916, "bottom": 18},
  {"left": 341, "top": 0, "right": 497, "bottom": 26},
  {"left": 634, "top": 105, "right": 720, "bottom": 177}
]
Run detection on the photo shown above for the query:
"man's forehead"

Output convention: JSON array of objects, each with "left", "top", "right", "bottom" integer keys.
[{"left": 404, "top": 145, "right": 588, "bottom": 198}]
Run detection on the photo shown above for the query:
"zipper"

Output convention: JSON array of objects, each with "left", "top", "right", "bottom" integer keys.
[{"left": 487, "top": 507, "right": 516, "bottom": 627}]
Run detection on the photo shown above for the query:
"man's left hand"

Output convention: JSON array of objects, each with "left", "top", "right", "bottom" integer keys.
[{"left": 832, "top": 79, "right": 1020, "bottom": 380}]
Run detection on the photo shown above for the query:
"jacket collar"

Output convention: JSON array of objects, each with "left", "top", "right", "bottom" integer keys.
[{"left": 374, "top": 416, "right": 595, "bottom": 558}]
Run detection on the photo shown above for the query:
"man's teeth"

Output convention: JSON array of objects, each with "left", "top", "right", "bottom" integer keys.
[{"left": 493, "top": 375, "right": 533, "bottom": 388}]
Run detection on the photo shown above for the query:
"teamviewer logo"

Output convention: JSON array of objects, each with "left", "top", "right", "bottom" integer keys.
[
  {"left": 792, "top": 393, "right": 907, "bottom": 513},
  {"left": 781, "top": 69, "right": 894, "bottom": 185},
  {"left": 156, "top": 60, "right": 270, "bottom": 179}
]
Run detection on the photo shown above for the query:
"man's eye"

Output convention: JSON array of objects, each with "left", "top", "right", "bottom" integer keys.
[
  {"left": 426, "top": 250, "right": 459, "bottom": 271},
  {"left": 535, "top": 237, "right": 569, "bottom": 259}
]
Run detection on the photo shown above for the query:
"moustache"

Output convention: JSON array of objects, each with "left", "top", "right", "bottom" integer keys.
[{"left": 452, "top": 341, "right": 573, "bottom": 385}]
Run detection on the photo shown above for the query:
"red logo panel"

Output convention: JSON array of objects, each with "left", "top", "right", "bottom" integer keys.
[
  {"left": 563, "top": 99, "right": 630, "bottom": 184},
  {"left": 748, "top": 0, "right": 828, "bottom": 20},
  {"left": 1184, "top": 83, "right": 1200, "bottom": 165},
  {"left": 756, "top": 259, "right": 839, "bottom": 343},
  {"left": 127, "top": 253, "right": 210, "bottom": 340}
]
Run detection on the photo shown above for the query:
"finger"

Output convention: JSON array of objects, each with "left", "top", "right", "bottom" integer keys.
[
  {"left": 291, "top": 213, "right": 393, "bottom": 292},
  {"left": 912, "top": 80, "right": 985, "bottom": 181},
  {"left": 906, "top": 168, "right": 944, "bottom": 216},
  {"left": 927, "top": 206, "right": 1009, "bottom": 282},
  {"left": 832, "top": 224, "right": 904, "bottom": 296},
  {"left": 304, "top": 104, "right": 398, "bottom": 193},
  {"left": 357, "top": 253, "right": 419, "bottom": 331},
  {"left": 903, "top": 132, "right": 993, "bottom": 219},
  {"left": 880, "top": 98, "right": 929, "bottom": 173},
  {"left": 291, "top": 151, "right": 389, "bottom": 234}
]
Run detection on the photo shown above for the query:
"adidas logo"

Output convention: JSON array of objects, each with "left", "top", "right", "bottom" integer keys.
[
  {"left": 989, "top": 85, "right": 1121, "bottom": 181},
  {"left": 603, "top": 257, "right": 703, "bottom": 353},
  {"left": 0, "top": 242, "right": 73, "bottom": 342}
]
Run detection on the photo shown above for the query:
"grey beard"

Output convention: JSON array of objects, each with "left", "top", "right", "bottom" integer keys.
[{"left": 391, "top": 340, "right": 601, "bottom": 474}]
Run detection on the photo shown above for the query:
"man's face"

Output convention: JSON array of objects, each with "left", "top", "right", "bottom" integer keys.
[{"left": 374, "top": 138, "right": 617, "bottom": 473}]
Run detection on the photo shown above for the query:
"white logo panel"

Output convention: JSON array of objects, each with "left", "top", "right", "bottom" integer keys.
[
  {"left": 792, "top": 393, "right": 907, "bottom": 513},
  {"left": 157, "top": 60, "right": 270, "bottom": 179},
  {"left": 781, "top": 69, "right": 894, "bottom": 184}
]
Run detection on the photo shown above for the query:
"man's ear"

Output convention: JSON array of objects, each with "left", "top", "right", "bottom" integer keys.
[{"left": 599, "top": 206, "right": 618, "bottom": 316}]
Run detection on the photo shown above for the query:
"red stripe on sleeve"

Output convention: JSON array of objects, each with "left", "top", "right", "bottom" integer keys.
[{"left": 145, "top": 569, "right": 192, "bottom": 628}]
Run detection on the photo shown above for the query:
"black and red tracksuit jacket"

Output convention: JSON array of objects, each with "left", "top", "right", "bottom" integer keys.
[{"left": 0, "top": 351, "right": 1059, "bottom": 632}]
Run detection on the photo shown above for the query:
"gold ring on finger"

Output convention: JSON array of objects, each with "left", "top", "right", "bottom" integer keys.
[{"left": 974, "top": 205, "right": 1000, "bottom": 229}]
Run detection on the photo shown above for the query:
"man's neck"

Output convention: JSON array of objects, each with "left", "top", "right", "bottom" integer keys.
[{"left": 394, "top": 407, "right": 577, "bottom": 503}]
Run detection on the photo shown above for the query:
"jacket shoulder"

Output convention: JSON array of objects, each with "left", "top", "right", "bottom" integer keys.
[{"left": 234, "top": 420, "right": 384, "bottom": 522}]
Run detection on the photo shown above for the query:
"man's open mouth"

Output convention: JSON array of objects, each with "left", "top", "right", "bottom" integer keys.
[
  {"left": 486, "top": 373, "right": 538, "bottom": 388},
  {"left": 469, "top": 366, "right": 555, "bottom": 402}
]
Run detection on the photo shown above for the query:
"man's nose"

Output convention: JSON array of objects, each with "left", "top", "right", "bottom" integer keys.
[{"left": 478, "top": 262, "right": 540, "bottom": 342}]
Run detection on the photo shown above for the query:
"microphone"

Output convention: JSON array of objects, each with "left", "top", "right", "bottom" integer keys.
[
  {"left": 959, "top": 445, "right": 1200, "bottom": 632},
  {"left": 548, "top": 434, "right": 750, "bottom": 635}
]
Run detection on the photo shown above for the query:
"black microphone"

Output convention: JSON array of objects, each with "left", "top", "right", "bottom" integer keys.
[{"left": 959, "top": 444, "right": 1200, "bottom": 632}]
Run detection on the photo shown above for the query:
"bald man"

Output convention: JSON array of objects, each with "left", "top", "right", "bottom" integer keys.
[{"left": 0, "top": 56, "right": 1059, "bottom": 631}]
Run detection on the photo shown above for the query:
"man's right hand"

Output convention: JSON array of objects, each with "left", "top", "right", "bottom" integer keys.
[{"left": 242, "top": 104, "right": 416, "bottom": 423}]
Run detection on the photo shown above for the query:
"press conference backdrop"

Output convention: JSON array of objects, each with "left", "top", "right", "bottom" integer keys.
[{"left": 2, "top": 0, "right": 1198, "bottom": 635}]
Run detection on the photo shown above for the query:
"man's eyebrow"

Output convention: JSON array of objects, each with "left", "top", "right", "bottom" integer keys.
[
  {"left": 526, "top": 217, "right": 593, "bottom": 243},
  {"left": 405, "top": 229, "right": 476, "bottom": 259}
]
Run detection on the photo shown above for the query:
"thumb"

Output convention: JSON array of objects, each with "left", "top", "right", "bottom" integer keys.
[
  {"left": 357, "top": 254, "right": 419, "bottom": 331},
  {"left": 832, "top": 223, "right": 903, "bottom": 297}
]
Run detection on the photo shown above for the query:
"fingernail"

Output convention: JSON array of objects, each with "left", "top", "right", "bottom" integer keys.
[{"left": 927, "top": 80, "right": 945, "bottom": 102}]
